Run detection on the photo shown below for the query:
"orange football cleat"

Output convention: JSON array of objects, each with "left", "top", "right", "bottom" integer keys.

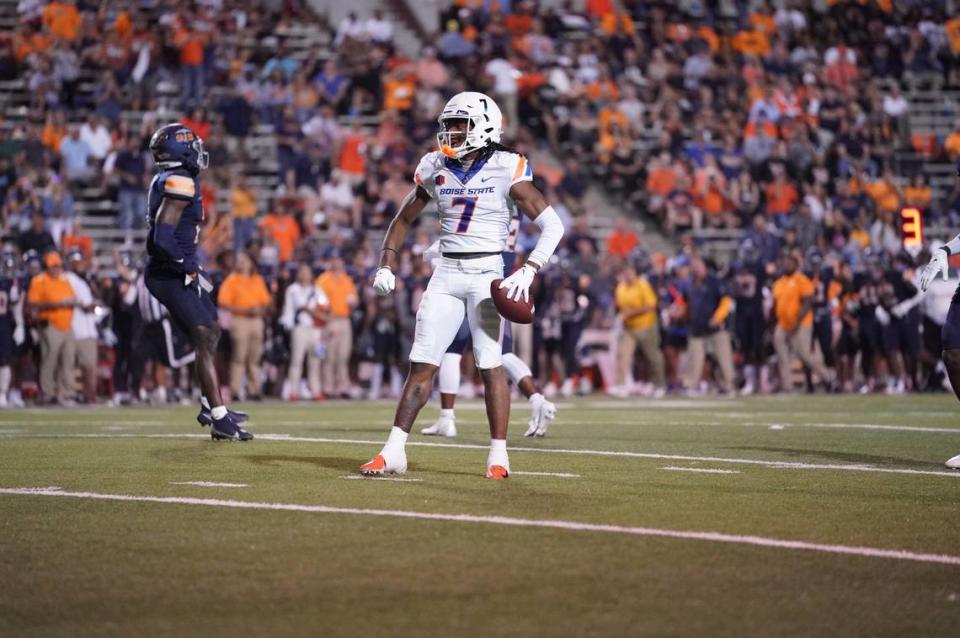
[
  {"left": 485, "top": 465, "right": 509, "bottom": 480},
  {"left": 359, "top": 452, "right": 407, "bottom": 476},
  {"left": 360, "top": 455, "right": 386, "bottom": 475}
]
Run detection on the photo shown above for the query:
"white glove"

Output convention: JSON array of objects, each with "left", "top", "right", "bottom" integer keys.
[
  {"left": 12, "top": 325, "right": 24, "bottom": 346},
  {"left": 920, "top": 249, "right": 949, "bottom": 292},
  {"left": 373, "top": 267, "right": 396, "bottom": 296},
  {"left": 875, "top": 305, "right": 891, "bottom": 326},
  {"left": 890, "top": 300, "right": 910, "bottom": 319},
  {"left": 499, "top": 264, "right": 537, "bottom": 303}
]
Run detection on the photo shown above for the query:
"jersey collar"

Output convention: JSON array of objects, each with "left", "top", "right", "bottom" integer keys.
[{"left": 444, "top": 155, "right": 490, "bottom": 185}]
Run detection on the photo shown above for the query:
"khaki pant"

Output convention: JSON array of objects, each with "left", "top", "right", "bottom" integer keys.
[
  {"left": 617, "top": 324, "right": 666, "bottom": 388},
  {"left": 75, "top": 337, "right": 98, "bottom": 400},
  {"left": 40, "top": 325, "right": 75, "bottom": 401},
  {"left": 323, "top": 317, "right": 352, "bottom": 396},
  {"left": 229, "top": 316, "right": 264, "bottom": 397},
  {"left": 288, "top": 324, "right": 322, "bottom": 397},
  {"left": 686, "top": 330, "right": 735, "bottom": 392},
  {"left": 774, "top": 324, "right": 832, "bottom": 389}
]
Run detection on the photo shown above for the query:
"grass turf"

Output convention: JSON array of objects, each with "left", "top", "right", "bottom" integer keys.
[{"left": 1, "top": 395, "right": 959, "bottom": 636}]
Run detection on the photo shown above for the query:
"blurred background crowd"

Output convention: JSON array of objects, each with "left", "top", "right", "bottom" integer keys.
[{"left": 2, "top": 0, "right": 960, "bottom": 406}]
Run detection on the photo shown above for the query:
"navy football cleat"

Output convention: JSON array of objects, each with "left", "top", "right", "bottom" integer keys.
[
  {"left": 210, "top": 413, "right": 254, "bottom": 442},
  {"left": 197, "top": 406, "right": 249, "bottom": 428}
]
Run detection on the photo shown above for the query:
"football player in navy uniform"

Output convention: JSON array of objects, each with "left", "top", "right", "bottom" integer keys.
[{"left": 144, "top": 124, "right": 252, "bottom": 441}]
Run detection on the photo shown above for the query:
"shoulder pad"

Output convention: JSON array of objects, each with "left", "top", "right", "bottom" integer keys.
[{"left": 162, "top": 172, "right": 196, "bottom": 200}]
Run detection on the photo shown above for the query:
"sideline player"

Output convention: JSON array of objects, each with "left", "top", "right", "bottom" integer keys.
[
  {"left": 360, "top": 91, "right": 564, "bottom": 478},
  {"left": 144, "top": 124, "right": 252, "bottom": 441},
  {"left": 420, "top": 239, "right": 556, "bottom": 438}
]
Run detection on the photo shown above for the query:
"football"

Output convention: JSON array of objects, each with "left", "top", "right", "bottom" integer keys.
[{"left": 490, "top": 279, "right": 535, "bottom": 324}]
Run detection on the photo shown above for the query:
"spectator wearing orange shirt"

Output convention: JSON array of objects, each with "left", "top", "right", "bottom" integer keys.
[
  {"left": 259, "top": 203, "right": 301, "bottom": 263},
  {"left": 645, "top": 153, "right": 678, "bottom": 217},
  {"left": 61, "top": 219, "right": 93, "bottom": 260},
  {"left": 764, "top": 171, "right": 799, "bottom": 221},
  {"left": 27, "top": 252, "right": 76, "bottom": 403},
  {"left": 772, "top": 253, "right": 834, "bottom": 392},
  {"left": 42, "top": 0, "right": 81, "bottom": 42},
  {"left": 606, "top": 217, "right": 639, "bottom": 258},
  {"left": 175, "top": 25, "right": 205, "bottom": 108},
  {"left": 383, "top": 69, "right": 416, "bottom": 115},
  {"left": 316, "top": 257, "right": 358, "bottom": 398},
  {"left": 337, "top": 120, "right": 368, "bottom": 184},
  {"left": 217, "top": 252, "right": 272, "bottom": 399},
  {"left": 694, "top": 157, "right": 732, "bottom": 227}
]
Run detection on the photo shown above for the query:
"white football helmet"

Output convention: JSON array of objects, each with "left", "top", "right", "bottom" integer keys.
[{"left": 436, "top": 91, "right": 503, "bottom": 159}]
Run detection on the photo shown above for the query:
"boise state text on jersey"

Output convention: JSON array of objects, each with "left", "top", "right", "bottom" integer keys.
[{"left": 415, "top": 149, "right": 533, "bottom": 254}]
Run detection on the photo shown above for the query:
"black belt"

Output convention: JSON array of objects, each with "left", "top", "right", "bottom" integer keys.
[{"left": 442, "top": 251, "right": 500, "bottom": 260}]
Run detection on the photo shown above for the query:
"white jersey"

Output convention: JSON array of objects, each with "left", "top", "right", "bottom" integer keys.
[{"left": 414, "top": 149, "right": 533, "bottom": 254}]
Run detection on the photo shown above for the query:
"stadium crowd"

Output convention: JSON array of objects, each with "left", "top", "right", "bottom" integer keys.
[{"left": 1, "top": 0, "right": 960, "bottom": 406}]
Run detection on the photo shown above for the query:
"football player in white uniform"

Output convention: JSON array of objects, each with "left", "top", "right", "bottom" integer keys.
[
  {"left": 360, "top": 91, "right": 564, "bottom": 479},
  {"left": 420, "top": 224, "right": 557, "bottom": 438}
]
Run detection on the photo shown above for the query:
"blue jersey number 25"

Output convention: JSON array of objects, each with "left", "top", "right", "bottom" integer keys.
[{"left": 451, "top": 196, "right": 478, "bottom": 233}]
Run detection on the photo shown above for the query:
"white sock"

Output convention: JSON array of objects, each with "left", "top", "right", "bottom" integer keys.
[
  {"left": 488, "top": 438, "right": 509, "bottom": 469},
  {"left": 0, "top": 366, "right": 11, "bottom": 396},
  {"left": 211, "top": 405, "right": 228, "bottom": 420},
  {"left": 382, "top": 426, "right": 408, "bottom": 458},
  {"left": 440, "top": 408, "right": 455, "bottom": 420},
  {"left": 201, "top": 396, "right": 211, "bottom": 410}
]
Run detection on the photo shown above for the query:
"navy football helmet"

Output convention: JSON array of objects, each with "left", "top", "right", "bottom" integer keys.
[{"left": 149, "top": 123, "right": 209, "bottom": 173}]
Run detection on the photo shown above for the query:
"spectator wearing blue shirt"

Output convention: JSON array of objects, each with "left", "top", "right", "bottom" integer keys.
[
  {"left": 113, "top": 136, "right": 148, "bottom": 237},
  {"left": 683, "top": 256, "right": 735, "bottom": 394},
  {"left": 59, "top": 127, "right": 93, "bottom": 184}
]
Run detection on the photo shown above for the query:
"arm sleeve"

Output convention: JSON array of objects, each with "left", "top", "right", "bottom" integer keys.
[{"left": 527, "top": 206, "right": 565, "bottom": 269}]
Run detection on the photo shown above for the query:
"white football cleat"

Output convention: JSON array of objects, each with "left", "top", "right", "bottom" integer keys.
[
  {"left": 421, "top": 417, "right": 457, "bottom": 437},
  {"left": 946, "top": 454, "right": 960, "bottom": 469},
  {"left": 524, "top": 395, "right": 557, "bottom": 437},
  {"left": 359, "top": 450, "right": 408, "bottom": 475}
]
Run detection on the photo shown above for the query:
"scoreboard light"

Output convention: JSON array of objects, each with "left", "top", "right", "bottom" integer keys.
[{"left": 901, "top": 207, "right": 923, "bottom": 257}]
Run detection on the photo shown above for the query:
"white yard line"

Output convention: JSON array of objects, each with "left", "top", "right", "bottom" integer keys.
[
  {"left": 2, "top": 432, "right": 958, "bottom": 479},
  {"left": 170, "top": 481, "right": 249, "bottom": 488},
  {"left": 2, "top": 486, "right": 958, "bottom": 567},
  {"left": 660, "top": 467, "right": 741, "bottom": 475},
  {"left": 511, "top": 471, "right": 580, "bottom": 478},
  {"left": 339, "top": 475, "right": 422, "bottom": 483}
]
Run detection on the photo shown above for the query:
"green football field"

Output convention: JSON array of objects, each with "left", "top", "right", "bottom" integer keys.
[{"left": 1, "top": 395, "right": 960, "bottom": 637}]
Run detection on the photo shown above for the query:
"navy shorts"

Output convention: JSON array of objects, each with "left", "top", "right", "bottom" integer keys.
[
  {"left": 858, "top": 315, "right": 884, "bottom": 356},
  {"left": 144, "top": 270, "right": 217, "bottom": 332},
  {"left": 883, "top": 313, "right": 921, "bottom": 355},
  {"left": 942, "top": 293, "right": 960, "bottom": 351},
  {"left": 445, "top": 317, "right": 513, "bottom": 355},
  {"left": 0, "top": 319, "right": 14, "bottom": 365}
]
